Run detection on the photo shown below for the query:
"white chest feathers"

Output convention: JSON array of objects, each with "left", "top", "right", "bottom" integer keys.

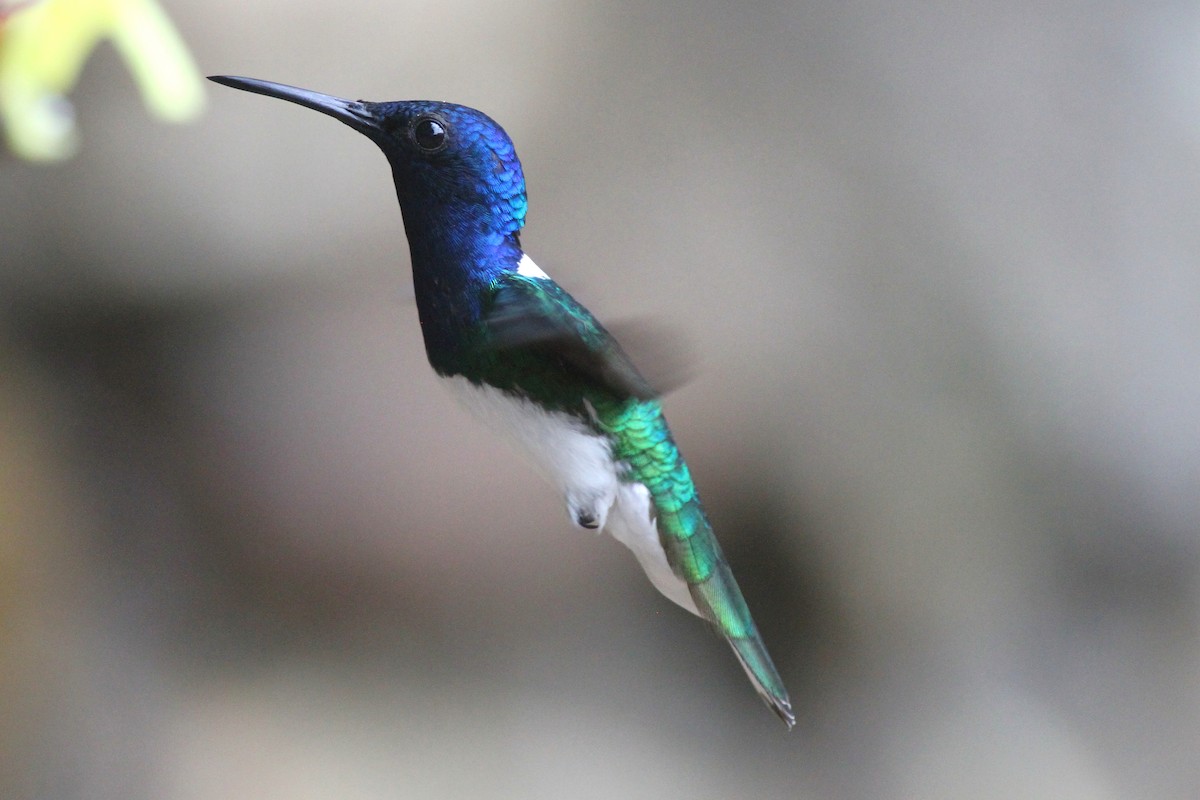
[{"left": 441, "top": 375, "right": 620, "bottom": 530}]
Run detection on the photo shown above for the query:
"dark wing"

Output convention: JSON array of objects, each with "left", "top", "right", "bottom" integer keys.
[{"left": 483, "top": 273, "right": 657, "bottom": 401}]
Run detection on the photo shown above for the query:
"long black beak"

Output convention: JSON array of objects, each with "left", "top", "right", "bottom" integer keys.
[{"left": 208, "top": 76, "right": 381, "bottom": 137}]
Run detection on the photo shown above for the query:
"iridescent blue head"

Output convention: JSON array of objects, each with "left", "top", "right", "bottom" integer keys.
[
  {"left": 368, "top": 98, "right": 528, "bottom": 246},
  {"left": 209, "top": 76, "right": 527, "bottom": 264},
  {"left": 211, "top": 75, "right": 532, "bottom": 366}
]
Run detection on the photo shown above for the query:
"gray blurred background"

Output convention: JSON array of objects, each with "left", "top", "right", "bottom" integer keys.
[{"left": 2, "top": 1, "right": 1198, "bottom": 798}]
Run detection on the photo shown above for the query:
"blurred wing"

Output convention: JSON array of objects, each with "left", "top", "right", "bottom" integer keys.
[{"left": 485, "top": 273, "right": 657, "bottom": 401}]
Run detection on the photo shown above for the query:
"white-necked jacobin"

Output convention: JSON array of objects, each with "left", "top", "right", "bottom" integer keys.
[{"left": 209, "top": 75, "right": 793, "bottom": 728}]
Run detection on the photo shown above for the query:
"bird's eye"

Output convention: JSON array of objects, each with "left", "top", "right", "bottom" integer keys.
[{"left": 412, "top": 117, "right": 447, "bottom": 152}]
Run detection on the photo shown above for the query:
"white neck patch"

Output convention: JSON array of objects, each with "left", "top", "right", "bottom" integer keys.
[{"left": 516, "top": 253, "right": 550, "bottom": 279}]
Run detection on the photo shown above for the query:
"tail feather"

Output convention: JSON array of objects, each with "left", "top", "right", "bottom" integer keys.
[
  {"left": 600, "top": 398, "right": 792, "bottom": 727},
  {"left": 730, "top": 637, "right": 796, "bottom": 728},
  {"left": 654, "top": 495, "right": 793, "bottom": 728},
  {"left": 688, "top": 536, "right": 795, "bottom": 730}
]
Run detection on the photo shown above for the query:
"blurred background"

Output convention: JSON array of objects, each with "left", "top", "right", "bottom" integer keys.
[{"left": 2, "top": 1, "right": 1199, "bottom": 798}]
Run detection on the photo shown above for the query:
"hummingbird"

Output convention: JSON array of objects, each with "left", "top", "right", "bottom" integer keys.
[{"left": 209, "top": 75, "right": 794, "bottom": 728}]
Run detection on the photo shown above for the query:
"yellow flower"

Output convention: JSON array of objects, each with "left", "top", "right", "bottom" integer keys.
[{"left": 0, "top": 0, "right": 204, "bottom": 161}]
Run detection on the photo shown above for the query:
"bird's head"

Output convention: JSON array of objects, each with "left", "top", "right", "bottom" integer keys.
[{"left": 210, "top": 76, "right": 528, "bottom": 243}]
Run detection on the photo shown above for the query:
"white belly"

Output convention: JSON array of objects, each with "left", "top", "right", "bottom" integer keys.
[
  {"left": 441, "top": 375, "right": 698, "bottom": 614},
  {"left": 442, "top": 375, "right": 620, "bottom": 530}
]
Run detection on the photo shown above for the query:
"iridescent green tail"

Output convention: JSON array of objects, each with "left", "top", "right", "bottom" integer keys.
[
  {"left": 662, "top": 499, "right": 795, "bottom": 728},
  {"left": 603, "top": 398, "right": 794, "bottom": 728},
  {"left": 690, "top": 535, "right": 795, "bottom": 728}
]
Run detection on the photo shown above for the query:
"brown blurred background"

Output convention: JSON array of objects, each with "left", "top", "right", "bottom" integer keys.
[{"left": 2, "top": 2, "right": 1198, "bottom": 798}]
